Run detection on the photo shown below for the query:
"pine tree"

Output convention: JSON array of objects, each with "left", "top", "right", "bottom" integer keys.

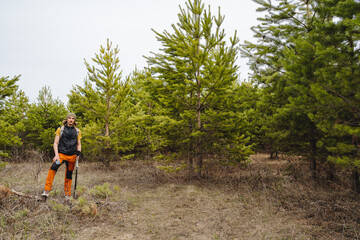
[
  {"left": 145, "top": 0, "right": 252, "bottom": 176},
  {"left": 127, "top": 70, "right": 169, "bottom": 159},
  {"left": 248, "top": 0, "right": 360, "bottom": 185},
  {"left": 303, "top": 0, "right": 360, "bottom": 191},
  {"left": 26, "top": 86, "right": 66, "bottom": 156},
  {"left": 0, "top": 75, "right": 21, "bottom": 160},
  {"left": 3, "top": 89, "right": 29, "bottom": 159},
  {"left": 243, "top": 0, "right": 324, "bottom": 175},
  {"left": 279, "top": 2, "right": 323, "bottom": 175},
  {"left": 0, "top": 75, "right": 20, "bottom": 112},
  {"left": 68, "top": 39, "right": 130, "bottom": 166}
]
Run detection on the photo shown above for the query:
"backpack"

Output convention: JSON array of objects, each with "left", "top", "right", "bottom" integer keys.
[{"left": 60, "top": 126, "right": 80, "bottom": 139}]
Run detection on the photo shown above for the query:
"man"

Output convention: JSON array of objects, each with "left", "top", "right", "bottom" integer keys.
[{"left": 42, "top": 113, "right": 82, "bottom": 199}]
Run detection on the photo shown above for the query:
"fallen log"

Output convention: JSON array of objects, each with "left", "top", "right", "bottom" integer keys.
[{"left": 0, "top": 185, "right": 42, "bottom": 201}]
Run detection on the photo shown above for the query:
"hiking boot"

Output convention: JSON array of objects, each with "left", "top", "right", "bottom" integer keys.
[
  {"left": 64, "top": 195, "right": 71, "bottom": 201},
  {"left": 42, "top": 191, "right": 49, "bottom": 198}
]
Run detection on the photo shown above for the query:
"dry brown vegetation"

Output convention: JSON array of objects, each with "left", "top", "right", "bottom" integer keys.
[{"left": 1, "top": 154, "right": 360, "bottom": 239}]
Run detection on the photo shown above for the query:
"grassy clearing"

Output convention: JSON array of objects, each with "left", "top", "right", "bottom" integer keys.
[{"left": 1, "top": 154, "right": 360, "bottom": 239}]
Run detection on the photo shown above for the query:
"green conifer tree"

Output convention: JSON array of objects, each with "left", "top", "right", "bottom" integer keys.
[
  {"left": 145, "top": 0, "right": 252, "bottom": 176},
  {"left": 0, "top": 75, "right": 21, "bottom": 161},
  {"left": 68, "top": 39, "right": 130, "bottom": 166},
  {"left": 26, "top": 86, "right": 66, "bottom": 157},
  {"left": 0, "top": 75, "right": 20, "bottom": 112},
  {"left": 303, "top": 0, "right": 360, "bottom": 191},
  {"left": 3, "top": 89, "right": 29, "bottom": 158},
  {"left": 128, "top": 70, "right": 168, "bottom": 159},
  {"left": 243, "top": 0, "right": 323, "bottom": 176}
]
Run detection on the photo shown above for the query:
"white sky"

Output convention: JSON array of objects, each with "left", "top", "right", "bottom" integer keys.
[{"left": 0, "top": 0, "right": 262, "bottom": 104}]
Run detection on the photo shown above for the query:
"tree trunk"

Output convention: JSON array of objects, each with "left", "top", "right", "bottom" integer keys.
[
  {"left": 196, "top": 100, "right": 202, "bottom": 177},
  {"left": 189, "top": 156, "right": 193, "bottom": 169},
  {"left": 104, "top": 94, "right": 111, "bottom": 167},
  {"left": 270, "top": 150, "right": 278, "bottom": 159},
  {"left": 146, "top": 103, "right": 152, "bottom": 161},
  {"left": 20, "top": 133, "right": 26, "bottom": 160},
  {"left": 310, "top": 139, "right": 317, "bottom": 178},
  {"left": 196, "top": 105, "right": 202, "bottom": 178},
  {"left": 195, "top": 14, "right": 202, "bottom": 178},
  {"left": 352, "top": 135, "right": 359, "bottom": 193},
  {"left": 105, "top": 94, "right": 110, "bottom": 139},
  {"left": 352, "top": 169, "right": 360, "bottom": 194},
  {"left": 188, "top": 144, "right": 194, "bottom": 170},
  {"left": 326, "top": 162, "right": 336, "bottom": 181},
  {"left": 197, "top": 150, "right": 203, "bottom": 178},
  {"left": 103, "top": 149, "right": 111, "bottom": 168}
]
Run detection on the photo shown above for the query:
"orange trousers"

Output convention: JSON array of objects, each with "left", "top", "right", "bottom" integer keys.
[{"left": 44, "top": 153, "right": 76, "bottom": 196}]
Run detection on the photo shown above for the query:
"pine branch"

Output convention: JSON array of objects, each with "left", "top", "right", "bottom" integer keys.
[{"left": 320, "top": 84, "right": 360, "bottom": 116}]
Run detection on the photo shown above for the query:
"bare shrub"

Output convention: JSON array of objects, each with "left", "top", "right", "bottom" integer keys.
[{"left": 26, "top": 150, "right": 46, "bottom": 181}]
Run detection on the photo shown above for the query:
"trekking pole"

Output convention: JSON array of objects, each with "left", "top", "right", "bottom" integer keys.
[{"left": 73, "top": 156, "right": 79, "bottom": 199}]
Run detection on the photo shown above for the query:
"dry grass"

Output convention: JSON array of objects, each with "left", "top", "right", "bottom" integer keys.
[{"left": 1, "top": 154, "right": 360, "bottom": 239}]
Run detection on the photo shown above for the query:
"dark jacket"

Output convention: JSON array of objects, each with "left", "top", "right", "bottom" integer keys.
[{"left": 58, "top": 125, "right": 78, "bottom": 156}]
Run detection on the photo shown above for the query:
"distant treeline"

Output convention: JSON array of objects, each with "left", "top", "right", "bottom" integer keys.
[{"left": 1, "top": 0, "right": 359, "bottom": 190}]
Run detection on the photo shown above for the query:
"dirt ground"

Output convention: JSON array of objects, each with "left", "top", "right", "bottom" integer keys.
[{"left": 1, "top": 154, "right": 360, "bottom": 239}]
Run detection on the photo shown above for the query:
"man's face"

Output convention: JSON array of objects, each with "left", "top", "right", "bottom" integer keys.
[{"left": 67, "top": 117, "right": 75, "bottom": 125}]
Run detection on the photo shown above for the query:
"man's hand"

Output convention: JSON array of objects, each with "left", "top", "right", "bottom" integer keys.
[
  {"left": 53, "top": 155, "right": 60, "bottom": 164},
  {"left": 76, "top": 151, "right": 81, "bottom": 158}
]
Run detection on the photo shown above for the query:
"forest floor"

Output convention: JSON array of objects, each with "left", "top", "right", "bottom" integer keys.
[{"left": 1, "top": 153, "right": 360, "bottom": 240}]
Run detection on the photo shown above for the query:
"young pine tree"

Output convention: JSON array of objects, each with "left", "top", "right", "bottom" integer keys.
[
  {"left": 243, "top": 0, "right": 323, "bottom": 176},
  {"left": 305, "top": 0, "right": 360, "bottom": 191},
  {"left": 146, "top": 0, "right": 252, "bottom": 176},
  {"left": 0, "top": 75, "right": 21, "bottom": 160},
  {"left": 68, "top": 39, "right": 131, "bottom": 166},
  {"left": 26, "top": 86, "right": 66, "bottom": 157},
  {"left": 3, "top": 89, "right": 29, "bottom": 159}
]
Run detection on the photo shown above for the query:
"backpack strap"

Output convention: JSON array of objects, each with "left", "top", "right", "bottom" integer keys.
[
  {"left": 60, "top": 126, "right": 79, "bottom": 139},
  {"left": 60, "top": 126, "right": 65, "bottom": 138}
]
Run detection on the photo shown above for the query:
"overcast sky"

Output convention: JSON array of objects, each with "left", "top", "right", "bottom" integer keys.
[{"left": 0, "top": 0, "right": 262, "bottom": 104}]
